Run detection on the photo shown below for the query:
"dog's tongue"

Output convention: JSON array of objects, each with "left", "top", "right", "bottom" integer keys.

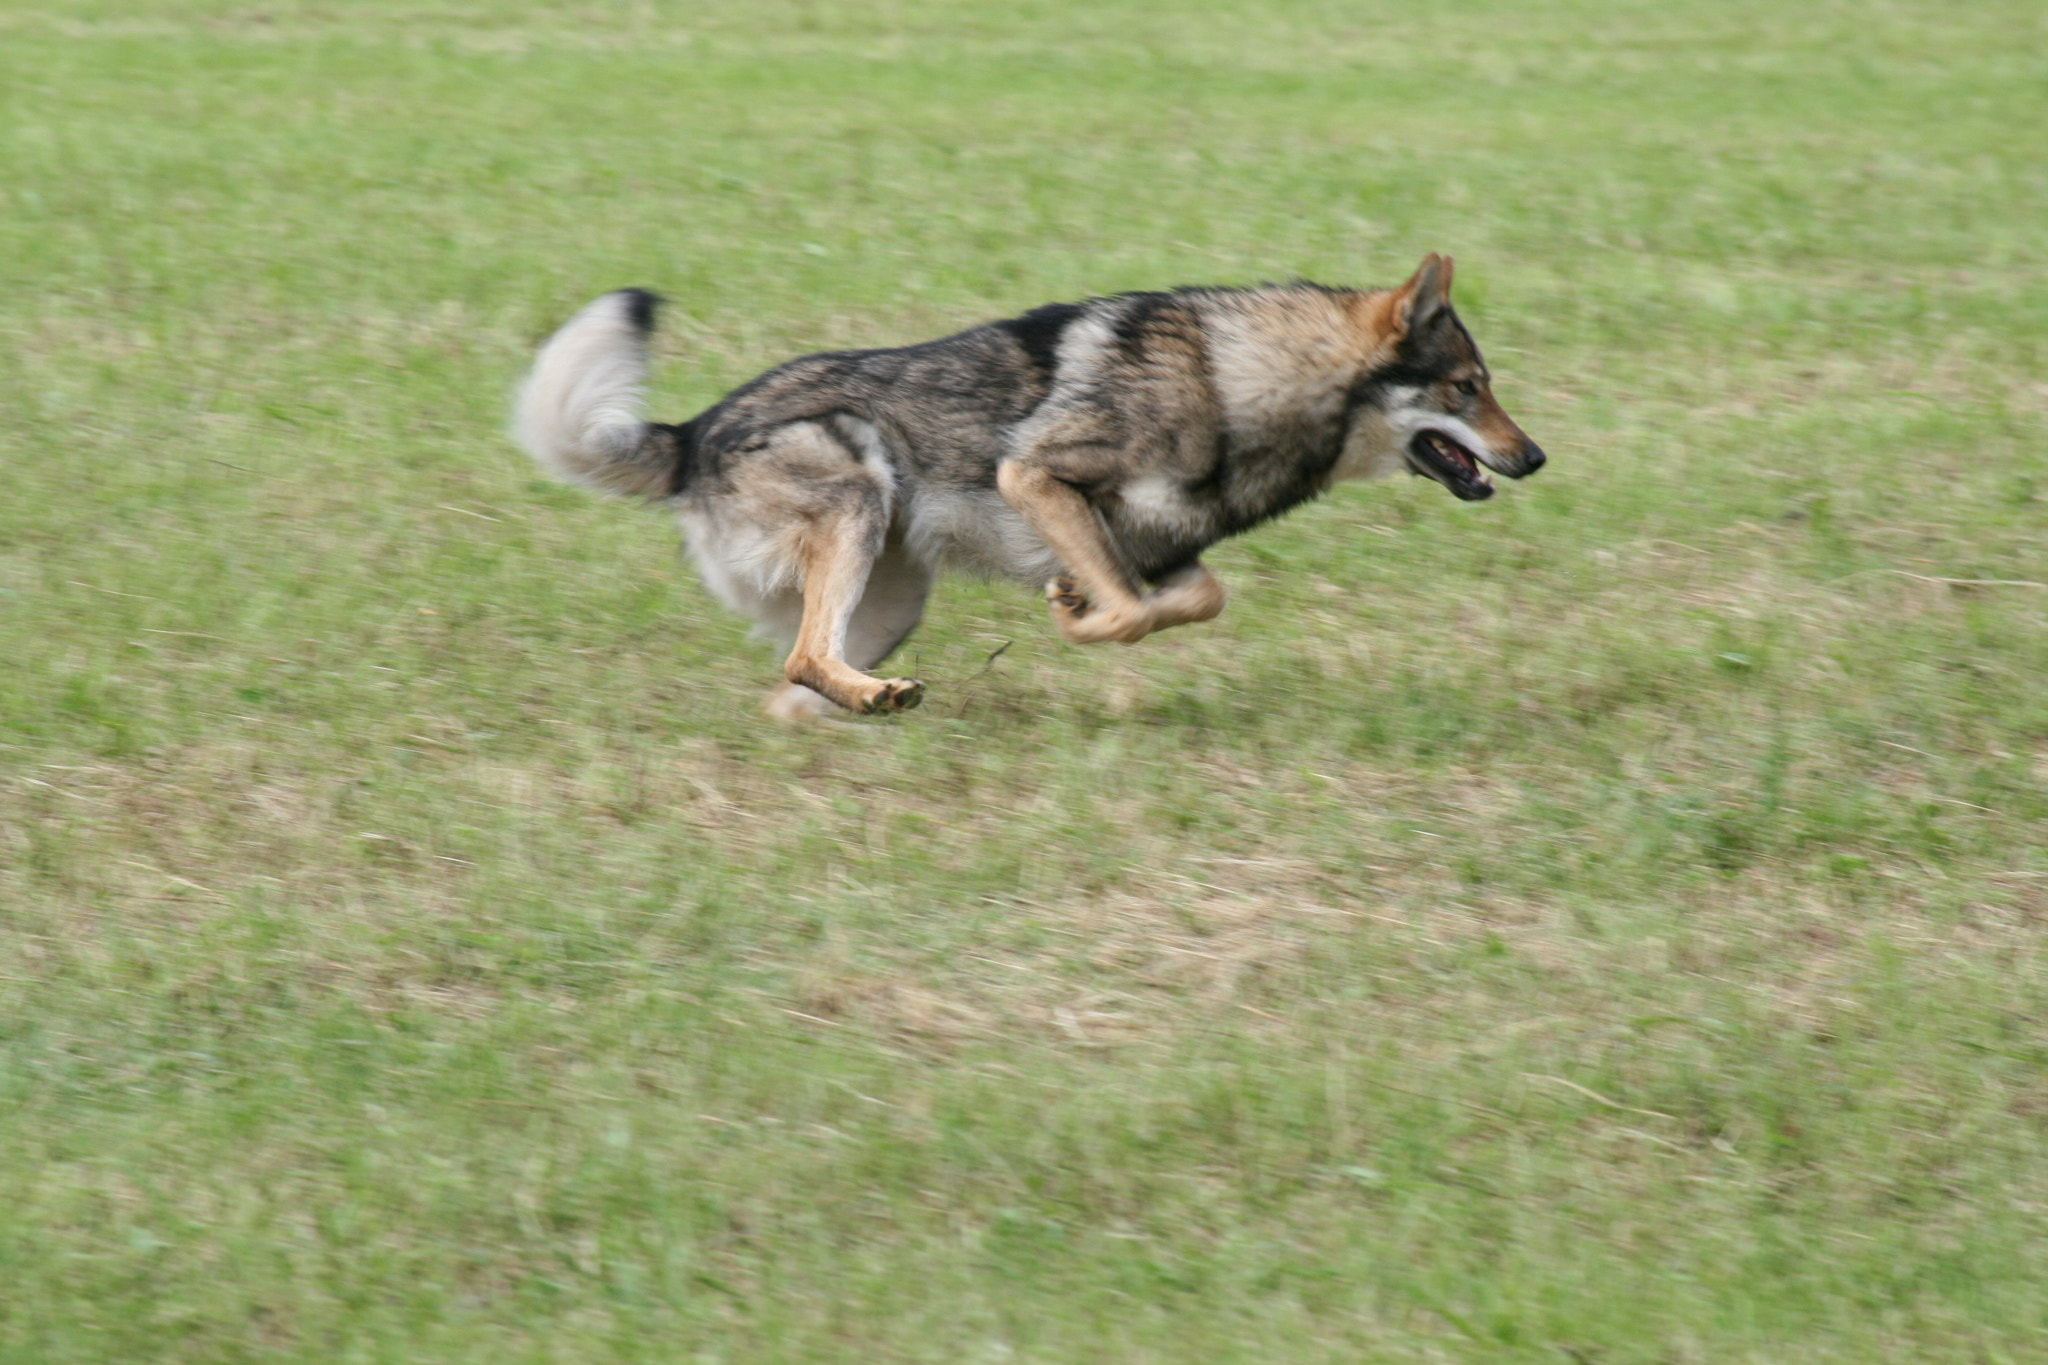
[{"left": 1434, "top": 432, "right": 1475, "bottom": 474}]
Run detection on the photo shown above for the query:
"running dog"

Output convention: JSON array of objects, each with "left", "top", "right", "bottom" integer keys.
[{"left": 514, "top": 254, "right": 1544, "bottom": 718}]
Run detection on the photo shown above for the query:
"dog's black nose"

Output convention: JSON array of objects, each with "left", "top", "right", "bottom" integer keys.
[{"left": 1518, "top": 442, "right": 1546, "bottom": 475}]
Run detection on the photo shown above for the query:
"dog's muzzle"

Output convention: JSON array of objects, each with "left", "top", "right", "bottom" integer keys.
[
  {"left": 1405, "top": 431, "right": 1544, "bottom": 500},
  {"left": 1405, "top": 430, "right": 1495, "bottom": 501}
]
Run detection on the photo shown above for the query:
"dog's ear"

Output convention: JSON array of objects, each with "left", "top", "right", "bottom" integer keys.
[{"left": 1395, "top": 253, "right": 1455, "bottom": 332}]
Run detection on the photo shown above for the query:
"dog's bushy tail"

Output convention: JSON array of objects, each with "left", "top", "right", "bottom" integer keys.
[{"left": 514, "top": 289, "right": 684, "bottom": 500}]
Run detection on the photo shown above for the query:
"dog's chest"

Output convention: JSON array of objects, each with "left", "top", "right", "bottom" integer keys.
[
  {"left": 1099, "top": 475, "right": 1227, "bottom": 578},
  {"left": 1114, "top": 474, "right": 1196, "bottom": 527},
  {"left": 1112, "top": 475, "right": 1213, "bottom": 537}
]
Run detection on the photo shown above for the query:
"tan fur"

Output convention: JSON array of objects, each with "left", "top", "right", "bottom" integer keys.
[{"left": 783, "top": 529, "right": 925, "bottom": 714}]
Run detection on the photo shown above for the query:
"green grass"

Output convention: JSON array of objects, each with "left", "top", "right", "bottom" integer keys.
[{"left": 5, "top": 0, "right": 2048, "bottom": 1359}]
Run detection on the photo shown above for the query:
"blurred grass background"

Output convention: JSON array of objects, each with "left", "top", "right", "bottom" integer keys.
[{"left": 3, "top": 1, "right": 2047, "bottom": 1360}]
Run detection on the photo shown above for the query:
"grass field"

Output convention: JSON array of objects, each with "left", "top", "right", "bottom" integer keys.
[{"left": 5, "top": 1, "right": 2048, "bottom": 1360}]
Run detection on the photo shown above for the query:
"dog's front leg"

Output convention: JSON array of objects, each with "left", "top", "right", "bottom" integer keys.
[
  {"left": 1144, "top": 562, "right": 1228, "bottom": 630},
  {"left": 995, "top": 459, "right": 1157, "bottom": 644}
]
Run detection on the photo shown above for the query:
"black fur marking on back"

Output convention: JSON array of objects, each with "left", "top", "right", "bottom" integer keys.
[
  {"left": 994, "top": 302, "right": 1084, "bottom": 379},
  {"left": 617, "top": 288, "right": 662, "bottom": 334},
  {"left": 657, "top": 418, "right": 703, "bottom": 496},
  {"left": 1109, "top": 291, "right": 1176, "bottom": 359}
]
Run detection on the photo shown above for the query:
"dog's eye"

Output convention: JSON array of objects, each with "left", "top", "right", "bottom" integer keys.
[{"left": 1453, "top": 379, "right": 1479, "bottom": 397}]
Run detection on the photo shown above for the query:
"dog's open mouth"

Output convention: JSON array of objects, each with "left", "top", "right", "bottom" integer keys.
[{"left": 1405, "top": 430, "right": 1494, "bottom": 501}]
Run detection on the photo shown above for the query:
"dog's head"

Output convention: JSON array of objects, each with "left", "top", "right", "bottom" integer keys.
[{"left": 1342, "top": 254, "right": 1545, "bottom": 501}]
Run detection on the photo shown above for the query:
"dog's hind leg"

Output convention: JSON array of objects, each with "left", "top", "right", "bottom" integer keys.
[
  {"left": 680, "top": 419, "right": 924, "bottom": 719},
  {"left": 765, "top": 539, "right": 931, "bottom": 719},
  {"left": 783, "top": 517, "right": 927, "bottom": 716},
  {"left": 843, "top": 538, "right": 933, "bottom": 672}
]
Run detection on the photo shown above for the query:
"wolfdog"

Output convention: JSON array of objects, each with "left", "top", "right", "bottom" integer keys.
[{"left": 515, "top": 254, "right": 1544, "bottom": 718}]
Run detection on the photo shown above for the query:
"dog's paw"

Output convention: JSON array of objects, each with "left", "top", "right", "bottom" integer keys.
[
  {"left": 1046, "top": 576, "right": 1090, "bottom": 614},
  {"left": 863, "top": 678, "right": 926, "bottom": 714}
]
